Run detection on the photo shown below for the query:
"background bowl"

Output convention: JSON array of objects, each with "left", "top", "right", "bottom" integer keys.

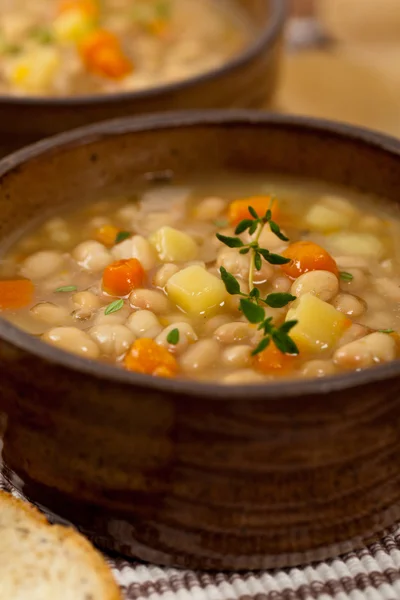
[
  {"left": 2, "top": 111, "right": 400, "bottom": 571},
  {"left": 0, "top": 0, "right": 286, "bottom": 157}
]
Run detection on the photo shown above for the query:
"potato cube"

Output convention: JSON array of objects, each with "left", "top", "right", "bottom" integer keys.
[
  {"left": 9, "top": 48, "right": 60, "bottom": 92},
  {"left": 306, "top": 204, "right": 352, "bottom": 233},
  {"left": 54, "top": 10, "right": 92, "bottom": 42},
  {"left": 166, "top": 265, "right": 226, "bottom": 315},
  {"left": 149, "top": 226, "right": 198, "bottom": 262},
  {"left": 328, "top": 232, "right": 385, "bottom": 258},
  {"left": 286, "top": 293, "right": 350, "bottom": 352}
]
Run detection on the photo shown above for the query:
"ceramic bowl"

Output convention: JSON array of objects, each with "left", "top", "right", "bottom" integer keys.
[
  {"left": 0, "top": 0, "right": 286, "bottom": 156},
  {"left": 1, "top": 111, "right": 400, "bottom": 570}
]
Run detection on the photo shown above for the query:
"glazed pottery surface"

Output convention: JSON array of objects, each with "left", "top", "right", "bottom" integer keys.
[
  {"left": 1, "top": 111, "right": 400, "bottom": 570},
  {"left": 0, "top": 0, "right": 286, "bottom": 156}
]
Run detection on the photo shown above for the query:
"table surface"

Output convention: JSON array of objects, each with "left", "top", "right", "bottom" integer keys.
[{"left": 277, "top": 0, "right": 400, "bottom": 138}]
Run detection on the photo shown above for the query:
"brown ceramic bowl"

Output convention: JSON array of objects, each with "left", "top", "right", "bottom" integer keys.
[
  {"left": 1, "top": 111, "right": 400, "bottom": 571},
  {"left": 0, "top": 0, "right": 286, "bottom": 156}
]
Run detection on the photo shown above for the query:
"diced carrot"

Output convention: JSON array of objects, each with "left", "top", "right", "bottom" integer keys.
[
  {"left": 124, "top": 338, "right": 178, "bottom": 378},
  {"left": 228, "top": 196, "right": 280, "bottom": 226},
  {"left": 58, "top": 0, "right": 98, "bottom": 17},
  {"left": 147, "top": 19, "right": 168, "bottom": 37},
  {"left": 0, "top": 279, "right": 34, "bottom": 310},
  {"left": 254, "top": 341, "right": 298, "bottom": 375},
  {"left": 281, "top": 241, "right": 339, "bottom": 279},
  {"left": 79, "top": 29, "right": 133, "bottom": 79},
  {"left": 102, "top": 259, "right": 145, "bottom": 296},
  {"left": 95, "top": 225, "right": 119, "bottom": 247}
]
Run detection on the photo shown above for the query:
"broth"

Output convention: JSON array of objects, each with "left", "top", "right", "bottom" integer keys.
[
  {"left": 1, "top": 174, "right": 400, "bottom": 384},
  {"left": 0, "top": 0, "right": 249, "bottom": 96}
]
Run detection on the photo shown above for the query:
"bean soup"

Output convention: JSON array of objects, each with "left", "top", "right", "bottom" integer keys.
[
  {"left": 1, "top": 175, "right": 400, "bottom": 384},
  {"left": 0, "top": 0, "right": 248, "bottom": 96}
]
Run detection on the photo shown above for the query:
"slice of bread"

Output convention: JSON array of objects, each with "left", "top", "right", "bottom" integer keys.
[{"left": 0, "top": 490, "right": 122, "bottom": 600}]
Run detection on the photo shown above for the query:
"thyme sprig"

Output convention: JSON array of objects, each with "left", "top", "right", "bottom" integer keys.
[{"left": 216, "top": 205, "right": 299, "bottom": 356}]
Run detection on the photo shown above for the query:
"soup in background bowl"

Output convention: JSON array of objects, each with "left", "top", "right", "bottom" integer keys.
[
  {"left": 0, "top": 0, "right": 249, "bottom": 96},
  {"left": 0, "top": 0, "right": 286, "bottom": 157},
  {"left": 1, "top": 111, "right": 400, "bottom": 571}
]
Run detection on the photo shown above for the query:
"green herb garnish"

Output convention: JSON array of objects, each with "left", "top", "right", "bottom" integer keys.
[
  {"left": 1, "top": 43, "right": 22, "bottom": 56},
  {"left": 340, "top": 271, "right": 354, "bottom": 282},
  {"left": 155, "top": 0, "right": 172, "bottom": 19},
  {"left": 104, "top": 299, "right": 124, "bottom": 315},
  {"left": 166, "top": 328, "right": 180, "bottom": 345},
  {"left": 115, "top": 231, "right": 131, "bottom": 244},
  {"left": 30, "top": 27, "right": 54, "bottom": 45},
  {"left": 55, "top": 285, "right": 78, "bottom": 293},
  {"left": 379, "top": 329, "right": 395, "bottom": 334},
  {"left": 217, "top": 202, "right": 299, "bottom": 356},
  {"left": 214, "top": 219, "right": 229, "bottom": 228}
]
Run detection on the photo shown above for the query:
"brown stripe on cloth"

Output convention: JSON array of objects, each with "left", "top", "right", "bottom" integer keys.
[{"left": 2, "top": 472, "right": 400, "bottom": 599}]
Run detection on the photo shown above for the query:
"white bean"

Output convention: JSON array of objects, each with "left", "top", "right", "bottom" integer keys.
[
  {"left": 126, "top": 310, "right": 162, "bottom": 338},
  {"left": 153, "top": 263, "right": 179, "bottom": 288},
  {"left": 93, "top": 305, "right": 131, "bottom": 326},
  {"left": 21, "top": 250, "right": 64, "bottom": 280},
  {"left": 374, "top": 277, "right": 400, "bottom": 302},
  {"left": 338, "top": 267, "right": 368, "bottom": 292},
  {"left": 222, "top": 369, "right": 265, "bottom": 384},
  {"left": 214, "top": 322, "right": 252, "bottom": 344},
  {"left": 358, "top": 214, "right": 385, "bottom": 232},
  {"left": 111, "top": 235, "right": 157, "bottom": 270},
  {"left": 337, "top": 323, "right": 369, "bottom": 347},
  {"left": 254, "top": 228, "right": 289, "bottom": 251},
  {"left": 271, "top": 275, "right": 292, "bottom": 293},
  {"left": 216, "top": 248, "right": 249, "bottom": 280},
  {"left": 180, "top": 339, "right": 220, "bottom": 374},
  {"left": 291, "top": 270, "right": 339, "bottom": 302},
  {"left": 72, "top": 291, "right": 101, "bottom": 319},
  {"left": 222, "top": 345, "right": 252, "bottom": 368},
  {"left": 334, "top": 256, "right": 369, "bottom": 269},
  {"left": 360, "top": 310, "right": 395, "bottom": 330},
  {"left": 195, "top": 197, "right": 226, "bottom": 221},
  {"left": 72, "top": 240, "right": 111, "bottom": 272},
  {"left": 44, "top": 218, "right": 70, "bottom": 245},
  {"left": 159, "top": 313, "right": 192, "bottom": 325},
  {"left": 116, "top": 203, "right": 139, "bottom": 225},
  {"left": 30, "top": 303, "right": 70, "bottom": 326},
  {"left": 332, "top": 293, "right": 365, "bottom": 317},
  {"left": 301, "top": 360, "right": 336, "bottom": 378},
  {"left": 42, "top": 327, "right": 100, "bottom": 359},
  {"left": 202, "top": 314, "right": 231, "bottom": 335},
  {"left": 87, "top": 216, "right": 111, "bottom": 230},
  {"left": 89, "top": 324, "right": 134, "bottom": 357},
  {"left": 156, "top": 322, "right": 198, "bottom": 354},
  {"left": 333, "top": 332, "right": 396, "bottom": 369},
  {"left": 129, "top": 289, "right": 170, "bottom": 314}
]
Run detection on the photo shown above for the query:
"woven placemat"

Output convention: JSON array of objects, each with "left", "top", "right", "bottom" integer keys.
[{"left": 2, "top": 472, "right": 400, "bottom": 600}]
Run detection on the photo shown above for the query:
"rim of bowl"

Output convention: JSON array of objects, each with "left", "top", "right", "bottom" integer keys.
[
  {"left": 0, "top": 0, "right": 287, "bottom": 107},
  {"left": 1, "top": 109, "right": 400, "bottom": 399}
]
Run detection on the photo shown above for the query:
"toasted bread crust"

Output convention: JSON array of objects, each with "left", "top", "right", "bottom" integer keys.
[{"left": 0, "top": 490, "right": 122, "bottom": 600}]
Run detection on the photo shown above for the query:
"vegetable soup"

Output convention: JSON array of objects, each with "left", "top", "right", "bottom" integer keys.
[
  {"left": 1, "top": 175, "right": 400, "bottom": 384},
  {"left": 0, "top": 0, "right": 248, "bottom": 96}
]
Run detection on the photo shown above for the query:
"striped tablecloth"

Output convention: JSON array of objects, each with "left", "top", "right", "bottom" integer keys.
[{"left": 2, "top": 473, "right": 400, "bottom": 600}]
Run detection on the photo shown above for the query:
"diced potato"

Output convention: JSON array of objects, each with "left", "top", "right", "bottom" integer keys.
[
  {"left": 305, "top": 195, "right": 357, "bottom": 233},
  {"left": 9, "top": 48, "right": 61, "bottom": 92},
  {"left": 166, "top": 265, "right": 226, "bottom": 315},
  {"left": 286, "top": 292, "right": 350, "bottom": 352},
  {"left": 149, "top": 226, "right": 198, "bottom": 262},
  {"left": 54, "top": 10, "right": 93, "bottom": 42},
  {"left": 328, "top": 232, "right": 385, "bottom": 258},
  {"left": 305, "top": 204, "right": 352, "bottom": 233}
]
